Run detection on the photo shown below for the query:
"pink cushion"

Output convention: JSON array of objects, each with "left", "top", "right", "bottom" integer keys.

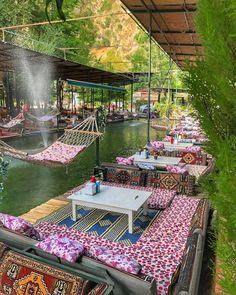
[
  {"left": 0, "top": 213, "right": 41, "bottom": 240},
  {"left": 150, "top": 141, "right": 165, "bottom": 150},
  {"left": 184, "top": 146, "right": 201, "bottom": 153},
  {"left": 166, "top": 165, "right": 188, "bottom": 174},
  {"left": 29, "top": 141, "right": 85, "bottom": 164},
  {"left": 116, "top": 156, "right": 134, "bottom": 166},
  {"left": 36, "top": 236, "right": 84, "bottom": 263},
  {"left": 88, "top": 245, "right": 141, "bottom": 274},
  {"left": 147, "top": 188, "right": 176, "bottom": 209}
]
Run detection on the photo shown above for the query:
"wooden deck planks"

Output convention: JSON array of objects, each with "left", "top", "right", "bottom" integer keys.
[{"left": 20, "top": 198, "right": 69, "bottom": 224}]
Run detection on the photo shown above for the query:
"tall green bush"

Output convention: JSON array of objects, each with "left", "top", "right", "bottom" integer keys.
[{"left": 185, "top": 0, "right": 236, "bottom": 293}]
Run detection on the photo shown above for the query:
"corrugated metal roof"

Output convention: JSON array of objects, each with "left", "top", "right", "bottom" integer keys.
[
  {"left": 121, "top": 0, "right": 201, "bottom": 67},
  {"left": 0, "top": 41, "right": 132, "bottom": 84}
]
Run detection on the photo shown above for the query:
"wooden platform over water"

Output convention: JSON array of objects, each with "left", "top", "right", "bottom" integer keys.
[{"left": 20, "top": 198, "right": 69, "bottom": 224}]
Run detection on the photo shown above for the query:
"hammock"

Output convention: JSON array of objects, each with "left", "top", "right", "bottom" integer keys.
[
  {"left": 0, "top": 118, "right": 24, "bottom": 129},
  {"left": 26, "top": 109, "right": 60, "bottom": 122},
  {"left": 151, "top": 117, "right": 170, "bottom": 131},
  {"left": 0, "top": 115, "right": 102, "bottom": 167}
]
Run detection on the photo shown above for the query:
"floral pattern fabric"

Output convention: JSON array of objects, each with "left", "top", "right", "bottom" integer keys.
[
  {"left": 36, "top": 236, "right": 84, "bottom": 263},
  {"left": 88, "top": 245, "right": 141, "bottom": 274},
  {"left": 166, "top": 165, "right": 188, "bottom": 175},
  {"left": 0, "top": 119, "right": 24, "bottom": 129},
  {"left": 28, "top": 141, "right": 85, "bottom": 164},
  {"left": 35, "top": 194, "right": 200, "bottom": 295},
  {"left": 150, "top": 141, "right": 165, "bottom": 150},
  {"left": 0, "top": 213, "right": 41, "bottom": 240},
  {"left": 116, "top": 156, "right": 134, "bottom": 166},
  {"left": 147, "top": 188, "right": 176, "bottom": 209},
  {"left": 184, "top": 146, "right": 201, "bottom": 153}
]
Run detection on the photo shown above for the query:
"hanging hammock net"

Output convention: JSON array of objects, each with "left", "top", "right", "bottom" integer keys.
[
  {"left": 26, "top": 109, "right": 60, "bottom": 122},
  {"left": 0, "top": 117, "right": 24, "bottom": 129},
  {"left": 151, "top": 117, "right": 170, "bottom": 131},
  {"left": 0, "top": 115, "right": 102, "bottom": 167}
]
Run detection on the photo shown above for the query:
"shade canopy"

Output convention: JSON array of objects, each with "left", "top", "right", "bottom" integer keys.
[
  {"left": 121, "top": 0, "right": 201, "bottom": 67},
  {"left": 67, "top": 79, "right": 126, "bottom": 92},
  {"left": 0, "top": 41, "right": 132, "bottom": 84}
]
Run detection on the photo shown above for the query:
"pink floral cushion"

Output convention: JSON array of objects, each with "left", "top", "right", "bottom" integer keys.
[
  {"left": 163, "top": 135, "right": 172, "bottom": 142},
  {"left": 36, "top": 236, "right": 84, "bottom": 263},
  {"left": 116, "top": 156, "right": 134, "bottom": 166},
  {"left": 184, "top": 146, "right": 201, "bottom": 153},
  {"left": 0, "top": 213, "right": 41, "bottom": 240},
  {"left": 88, "top": 245, "right": 141, "bottom": 274},
  {"left": 28, "top": 141, "right": 85, "bottom": 164},
  {"left": 166, "top": 165, "right": 188, "bottom": 174},
  {"left": 150, "top": 141, "right": 165, "bottom": 150},
  {"left": 147, "top": 188, "right": 176, "bottom": 209}
]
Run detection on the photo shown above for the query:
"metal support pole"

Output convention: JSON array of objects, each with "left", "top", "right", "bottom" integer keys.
[
  {"left": 56, "top": 79, "right": 60, "bottom": 132},
  {"left": 130, "top": 82, "right": 133, "bottom": 112},
  {"left": 108, "top": 91, "right": 111, "bottom": 112},
  {"left": 147, "top": 12, "right": 152, "bottom": 144},
  {"left": 95, "top": 111, "right": 100, "bottom": 167}
]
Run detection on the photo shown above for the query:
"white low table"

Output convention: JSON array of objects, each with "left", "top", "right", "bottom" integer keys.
[
  {"left": 132, "top": 154, "right": 181, "bottom": 167},
  {"left": 67, "top": 184, "right": 152, "bottom": 234}
]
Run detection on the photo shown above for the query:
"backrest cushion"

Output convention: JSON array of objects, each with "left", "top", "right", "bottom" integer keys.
[
  {"left": 146, "top": 171, "right": 195, "bottom": 195},
  {"left": 36, "top": 236, "right": 85, "bottom": 263},
  {"left": 159, "top": 149, "right": 207, "bottom": 166},
  {"left": 103, "top": 164, "right": 146, "bottom": 187},
  {"left": 0, "top": 250, "right": 91, "bottom": 295},
  {"left": 189, "top": 199, "right": 209, "bottom": 236},
  {"left": 88, "top": 245, "right": 141, "bottom": 274},
  {"left": 0, "top": 213, "right": 41, "bottom": 240}
]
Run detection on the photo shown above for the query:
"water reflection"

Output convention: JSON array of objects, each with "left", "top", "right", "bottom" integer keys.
[{"left": 0, "top": 121, "right": 162, "bottom": 216}]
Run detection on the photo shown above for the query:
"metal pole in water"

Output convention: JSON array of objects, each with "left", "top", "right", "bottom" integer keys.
[
  {"left": 95, "top": 110, "right": 100, "bottom": 167},
  {"left": 147, "top": 11, "right": 152, "bottom": 145}
]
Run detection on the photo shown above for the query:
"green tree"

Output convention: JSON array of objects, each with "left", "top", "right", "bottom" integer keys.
[{"left": 185, "top": 0, "right": 236, "bottom": 293}]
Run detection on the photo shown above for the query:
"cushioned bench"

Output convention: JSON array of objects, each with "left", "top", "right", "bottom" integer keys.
[
  {"left": 99, "top": 163, "right": 146, "bottom": 186},
  {"left": 172, "top": 233, "right": 204, "bottom": 295},
  {"left": 0, "top": 227, "right": 157, "bottom": 295},
  {"left": 98, "top": 163, "right": 196, "bottom": 195},
  {"left": 146, "top": 170, "right": 196, "bottom": 195},
  {"left": 0, "top": 196, "right": 209, "bottom": 295},
  {"left": 158, "top": 149, "right": 207, "bottom": 166}
]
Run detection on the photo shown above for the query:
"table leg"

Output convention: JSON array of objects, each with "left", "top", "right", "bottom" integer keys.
[
  {"left": 72, "top": 202, "right": 77, "bottom": 221},
  {"left": 128, "top": 211, "right": 133, "bottom": 234},
  {"left": 143, "top": 201, "right": 148, "bottom": 216}
]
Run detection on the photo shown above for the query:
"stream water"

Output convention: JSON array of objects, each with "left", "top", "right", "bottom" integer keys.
[{"left": 0, "top": 121, "right": 162, "bottom": 216}]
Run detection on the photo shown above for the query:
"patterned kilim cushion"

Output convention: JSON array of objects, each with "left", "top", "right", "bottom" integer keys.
[
  {"left": 146, "top": 171, "right": 195, "bottom": 195},
  {"left": 88, "top": 283, "right": 108, "bottom": 295},
  {"left": 189, "top": 198, "right": 209, "bottom": 235},
  {"left": 105, "top": 166, "right": 146, "bottom": 186},
  {"left": 0, "top": 250, "right": 91, "bottom": 295},
  {"left": 176, "top": 233, "right": 199, "bottom": 293},
  {"left": 159, "top": 150, "right": 207, "bottom": 165},
  {"left": 0, "top": 242, "right": 8, "bottom": 264}
]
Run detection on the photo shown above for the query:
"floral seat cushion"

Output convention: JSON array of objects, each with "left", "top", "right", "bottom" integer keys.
[
  {"left": 28, "top": 141, "right": 86, "bottom": 164},
  {"left": 166, "top": 165, "right": 188, "bottom": 174},
  {"left": 0, "top": 213, "right": 41, "bottom": 240},
  {"left": 36, "top": 236, "right": 85, "bottom": 263},
  {"left": 116, "top": 156, "right": 134, "bottom": 166},
  {"left": 88, "top": 245, "right": 141, "bottom": 274},
  {"left": 147, "top": 188, "right": 176, "bottom": 209}
]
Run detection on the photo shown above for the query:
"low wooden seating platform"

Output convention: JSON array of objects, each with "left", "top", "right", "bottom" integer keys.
[{"left": 0, "top": 192, "right": 209, "bottom": 295}]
